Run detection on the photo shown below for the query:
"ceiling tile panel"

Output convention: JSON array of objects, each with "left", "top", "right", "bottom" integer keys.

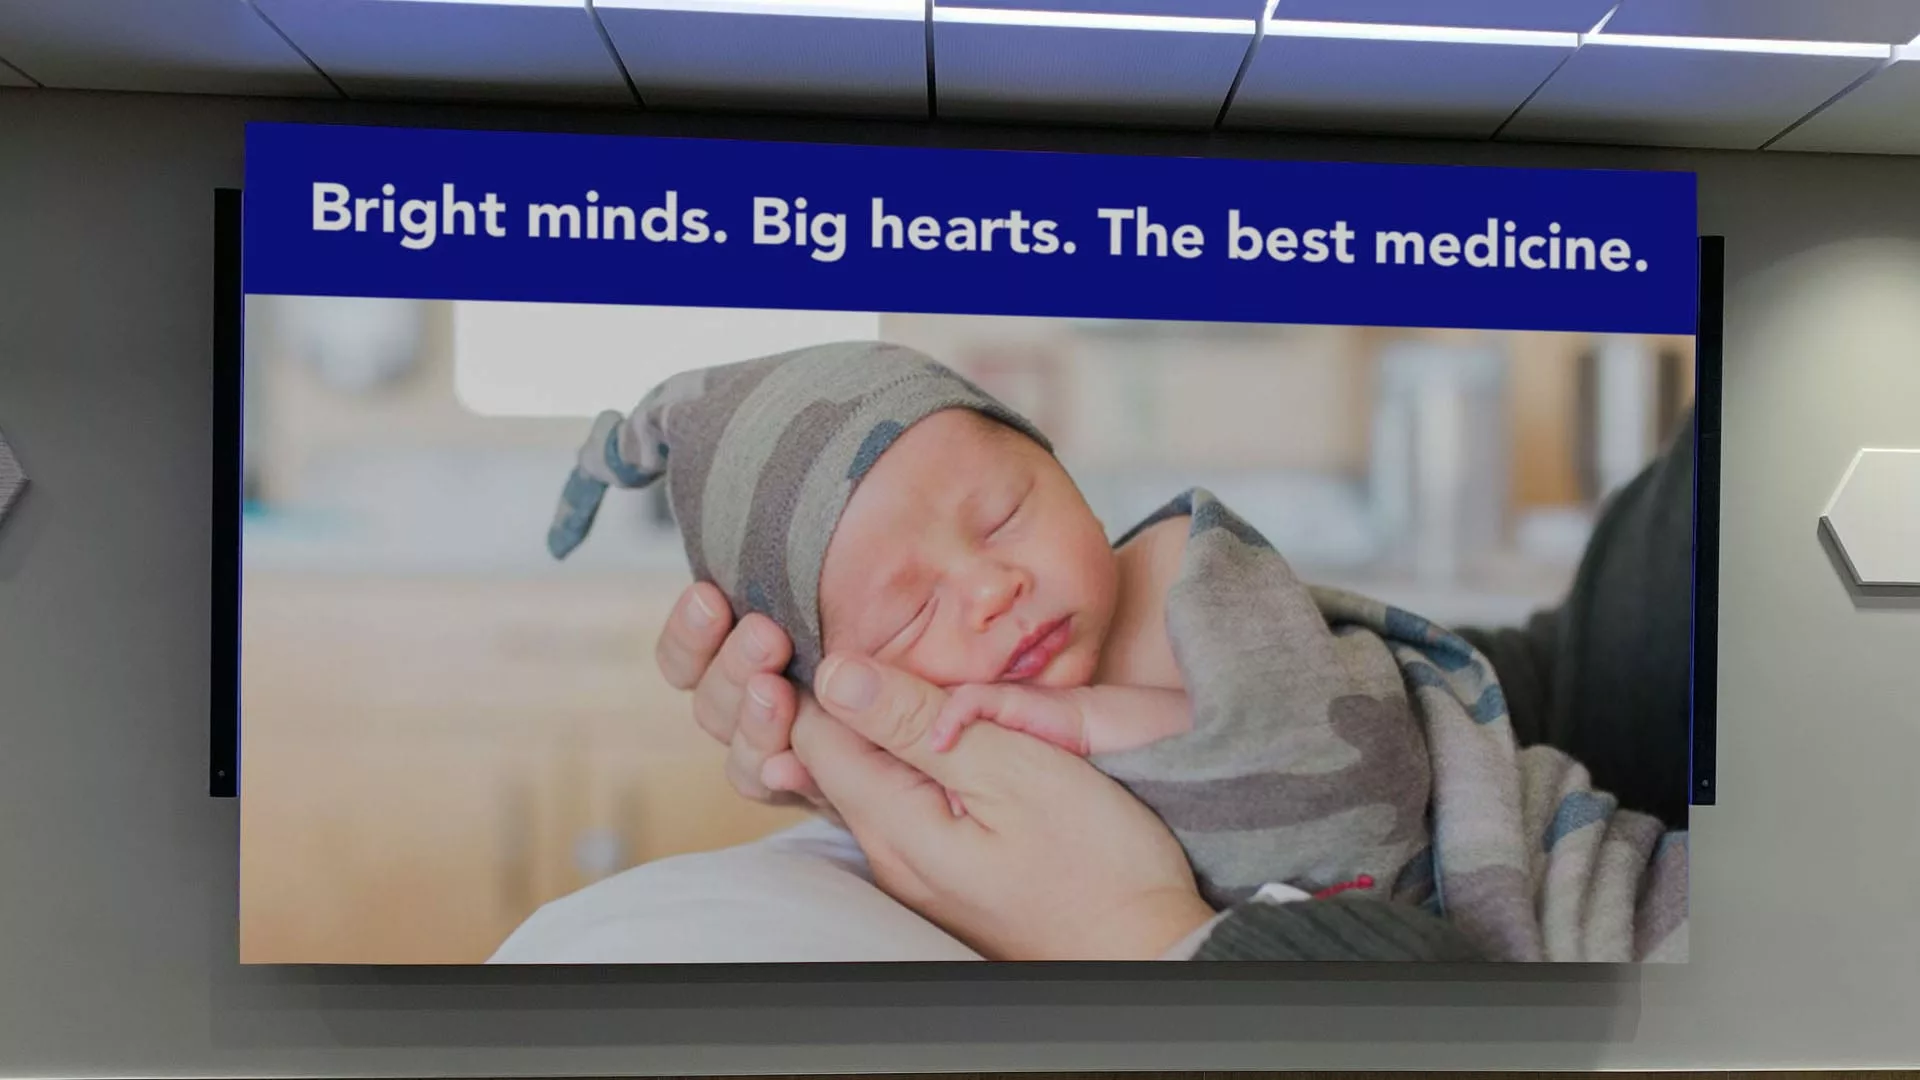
[
  {"left": 1604, "top": 0, "right": 1920, "bottom": 45},
  {"left": 599, "top": 6, "right": 927, "bottom": 116},
  {"left": 0, "top": 0, "right": 336, "bottom": 95},
  {"left": 1226, "top": 34, "right": 1571, "bottom": 138},
  {"left": 1269, "top": 0, "right": 1618, "bottom": 34},
  {"left": 1770, "top": 58, "right": 1920, "bottom": 153},
  {"left": 252, "top": 0, "right": 634, "bottom": 105},
  {"left": 938, "top": 0, "right": 1263, "bottom": 18},
  {"left": 934, "top": 18, "right": 1252, "bottom": 126},
  {"left": 1502, "top": 42, "right": 1886, "bottom": 149}
]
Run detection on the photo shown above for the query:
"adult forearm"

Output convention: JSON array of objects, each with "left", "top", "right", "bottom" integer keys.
[{"left": 1162, "top": 895, "right": 1486, "bottom": 961}]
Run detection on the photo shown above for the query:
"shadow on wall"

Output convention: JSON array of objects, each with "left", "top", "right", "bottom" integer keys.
[
  {"left": 205, "top": 954, "right": 1645, "bottom": 1053},
  {"left": 1818, "top": 520, "right": 1920, "bottom": 611}
]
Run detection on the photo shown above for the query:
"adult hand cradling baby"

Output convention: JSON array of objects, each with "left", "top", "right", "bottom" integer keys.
[
  {"left": 655, "top": 580, "right": 824, "bottom": 809},
  {"left": 609, "top": 343, "right": 1690, "bottom": 963},
  {"left": 655, "top": 583, "right": 1216, "bottom": 961}
]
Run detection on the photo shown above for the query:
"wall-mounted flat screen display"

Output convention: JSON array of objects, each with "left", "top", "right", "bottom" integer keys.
[{"left": 233, "top": 123, "right": 1704, "bottom": 965}]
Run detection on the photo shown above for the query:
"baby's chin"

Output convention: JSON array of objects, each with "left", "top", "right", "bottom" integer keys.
[{"left": 1022, "top": 646, "right": 1101, "bottom": 690}]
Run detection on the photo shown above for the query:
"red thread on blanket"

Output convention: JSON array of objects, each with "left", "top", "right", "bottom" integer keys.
[{"left": 1313, "top": 874, "right": 1375, "bottom": 900}]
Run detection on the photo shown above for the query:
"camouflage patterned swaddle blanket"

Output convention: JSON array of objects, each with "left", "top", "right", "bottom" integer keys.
[{"left": 1091, "top": 489, "right": 1688, "bottom": 962}]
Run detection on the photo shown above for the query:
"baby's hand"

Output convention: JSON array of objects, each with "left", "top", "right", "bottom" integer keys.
[{"left": 930, "top": 684, "right": 1090, "bottom": 756}]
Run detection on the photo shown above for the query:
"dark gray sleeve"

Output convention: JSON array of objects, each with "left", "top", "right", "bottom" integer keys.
[
  {"left": 1189, "top": 898, "right": 1485, "bottom": 962},
  {"left": 1457, "top": 409, "right": 1697, "bottom": 828}
]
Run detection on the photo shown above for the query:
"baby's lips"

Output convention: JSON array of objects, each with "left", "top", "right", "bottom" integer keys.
[{"left": 1001, "top": 616, "right": 1072, "bottom": 681}]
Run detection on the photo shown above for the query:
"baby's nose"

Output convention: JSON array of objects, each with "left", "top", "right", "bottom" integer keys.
[{"left": 965, "top": 563, "right": 1027, "bottom": 629}]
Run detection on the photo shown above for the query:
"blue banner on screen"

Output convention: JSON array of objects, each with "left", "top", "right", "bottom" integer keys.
[{"left": 243, "top": 123, "right": 1698, "bottom": 335}]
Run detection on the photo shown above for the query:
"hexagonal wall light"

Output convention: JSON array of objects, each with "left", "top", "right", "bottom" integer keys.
[
  {"left": 0, "top": 428, "right": 24, "bottom": 529},
  {"left": 1821, "top": 448, "right": 1920, "bottom": 588}
]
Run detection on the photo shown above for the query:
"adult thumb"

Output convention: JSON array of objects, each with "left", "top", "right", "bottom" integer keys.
[{"left": 813, "top": 654, "right": 962, "bottom": 783}]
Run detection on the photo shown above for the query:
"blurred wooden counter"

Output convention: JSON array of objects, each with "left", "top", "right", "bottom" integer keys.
[{"left": 238, "top": 574, "right": 810, "bottom": 965}]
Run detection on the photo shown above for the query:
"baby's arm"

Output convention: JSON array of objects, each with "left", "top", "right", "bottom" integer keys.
[{"left": 931, "top": 684, "right": 1192, "bottom": 757}]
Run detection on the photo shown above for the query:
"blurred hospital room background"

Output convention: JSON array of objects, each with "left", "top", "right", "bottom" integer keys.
[{"left": 239, "top": 297, "right": 1694, "bottom": 963}]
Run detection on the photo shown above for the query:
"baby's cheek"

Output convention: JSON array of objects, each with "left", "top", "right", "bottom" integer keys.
[
  {"left": 1030, "top": 645, "right": 1099, "bottom": 691},
  {"left": 900, "top": 633, "right": 1004, "bottom": 689}
]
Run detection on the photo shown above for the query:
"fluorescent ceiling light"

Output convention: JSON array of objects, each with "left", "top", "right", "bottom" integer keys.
[
  {"left": 596, "top": 0, "right": 923, "bottom": 18},
  {"left": 1267, "top": 18, "right": 1577, "bottom": 48},
  {"left": 360, "top": 0, "right": 585, "bottom": 7},
  {"left": 934, "top": 6, "right": 1252, "bottom": 35},
  {"left": 1581, "top": 32, "right": 1891, "bottom": 58}
]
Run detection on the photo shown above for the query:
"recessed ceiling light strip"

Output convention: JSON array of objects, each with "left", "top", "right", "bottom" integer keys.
[
  {"left": 597, "top": 0, "right": 924, "bottom": 19},
  {"left": 1268, "top": 18, "right": 1577, "bottom": 48},
  {"left": 1581, "top": 31, "right": 1891, "bottom": 59},
  {"left": 932, "top": 6, "right": 1252, "bottom": 35}
]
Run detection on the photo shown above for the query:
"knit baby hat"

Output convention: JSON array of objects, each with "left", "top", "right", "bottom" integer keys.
[{"left": 548, "top": 340, "right": 1052, "bottom": 686}]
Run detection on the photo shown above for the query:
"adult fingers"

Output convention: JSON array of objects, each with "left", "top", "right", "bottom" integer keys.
[
  {"left": 654, "top": 582, "right": 730, "bottom": 691},
  {"left": 714, "top": 613, "right": 792, "bottom": 688},
  {"left": 723, "top": 737, "right": 778, "bottom": 802},
  {"left": 690, "top": 613, "right": 792, "bottom": 744},
  {"left": 813, "top": 654, "right": 1015, "bottom": 793},
  {"left": 759, "top": 750, "right": 824, "bottom": 807},
  {"left": 736, "top": 671, "right": 796, "bottom": 756},
  {"left": 723, "top": 672, "right": 797, "bottom": 800},
  {"left": 790, "top": 707, "right": 953, "bottom": 850},
  {"left": 813, "top": 656, "right": 939, "bottom": 761},
  {"left": 752, "top": 682, "right": 822, "bottom": 805}
]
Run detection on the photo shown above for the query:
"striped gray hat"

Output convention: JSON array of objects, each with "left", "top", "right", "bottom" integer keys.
[{"left": 548, "top": 340, "right": 1051, "bottom": 686}]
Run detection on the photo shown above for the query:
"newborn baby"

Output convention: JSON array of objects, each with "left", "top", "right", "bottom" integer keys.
[
  {"left": 550, "top": 340, "right": 1688, "bottom": 962},
  {"left": 819, "top": 405, "right": 1195, "bottom": 763}
]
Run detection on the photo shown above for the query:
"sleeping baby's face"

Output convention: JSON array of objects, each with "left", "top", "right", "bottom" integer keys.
[{"left": 819, "top": 409, "right": 1119, "bottom": 690}]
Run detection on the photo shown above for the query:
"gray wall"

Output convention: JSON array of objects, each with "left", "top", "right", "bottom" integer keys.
[{"left": 2, "top": 87, "right": 1917, "bottom": 1077}]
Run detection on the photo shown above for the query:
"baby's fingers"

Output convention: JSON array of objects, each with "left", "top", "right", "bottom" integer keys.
[
  {"left": 929, "top": 687, "right": 994, "bottom": 753},
  {"left": 988, "top": 693, "right": 1090, "bottom": 756}
]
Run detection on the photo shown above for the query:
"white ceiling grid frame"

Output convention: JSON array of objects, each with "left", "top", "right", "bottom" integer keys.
[
  {"left": 0, "top": 0, "right": 339, "bottom": 96},
  {"left": 1225, "top": 15, "right": 1581, "bottom": 138},
  {"left": 0, "top": 55, "right": 36, "bottom": 87},
  {"left": 1500, "top": 29, "right": 1894, "bottom": 149},
  {"left": 932, "top": 5, "right": 1257, "bottom": 127},
  {"left": 249, "top": 0, "right": 639, "bottom": 105},
  {"left": 597, "top": 0, "right": 928, "bottom": 116}
]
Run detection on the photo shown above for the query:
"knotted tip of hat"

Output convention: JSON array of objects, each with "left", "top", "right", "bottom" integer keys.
[{"left": 547, "top": 408, "right": 665, "bottom": 560}]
